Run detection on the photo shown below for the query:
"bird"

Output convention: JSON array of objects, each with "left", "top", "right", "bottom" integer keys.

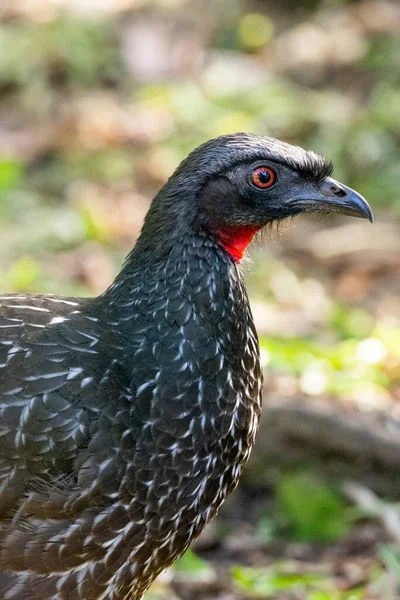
[{"left": 0, "top": 133, "right": 372, "bottom": 600}]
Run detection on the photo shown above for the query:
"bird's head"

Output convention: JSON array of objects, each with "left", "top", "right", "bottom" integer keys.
[{"left": 145, "top": 133, "right": 373, "bottom": 262}]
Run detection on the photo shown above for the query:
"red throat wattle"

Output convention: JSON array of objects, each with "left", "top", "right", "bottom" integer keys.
[{"left": 212, "top": 225, "right": 261, "bottom": 262}]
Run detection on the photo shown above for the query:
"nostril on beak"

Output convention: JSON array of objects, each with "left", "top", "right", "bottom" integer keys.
[
  {"left": 320, "top": 179, "right": 349, "bottom": 199},
  {"left": 330, "top": 184, "right": 346, "bottom": 198}
]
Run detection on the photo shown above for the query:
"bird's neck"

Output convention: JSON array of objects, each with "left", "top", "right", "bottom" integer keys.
[
  {"left": 99, "top": 187, "right": 255, "bottom": 319},
  {"left": 100, "top": 217, "right": 248, "bottom": 331},
  {"left": 207, "top": 223, "right": 261, "bottom": 262}
]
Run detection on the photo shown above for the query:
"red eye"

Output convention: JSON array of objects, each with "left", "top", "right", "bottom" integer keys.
[{"left": 251, "top": 166, "right": 276, "bottom": 189}]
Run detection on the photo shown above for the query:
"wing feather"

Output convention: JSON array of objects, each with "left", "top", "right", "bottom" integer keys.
[{"left": 0, "top": 294, "right": 132, "bottom": 598}]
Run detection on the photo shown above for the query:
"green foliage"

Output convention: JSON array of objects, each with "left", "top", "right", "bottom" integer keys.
[
  {"left": 0, "top": 159, "right": 23, "bottom": 193},
  {"left": 329, "top": 303, "right": 374, "bottom": 340},
  {"left": 379, "top": 544, "right": 400, "bottom": 578},
  {"left": 173, "top": 549, "right": 214, "bottom": 579},
  {"left": 2, "top": 256, "right": 42, "bottom": 292},
  {"left": 276, "top": 473, "right": 350, "bottom": 542},
  {"left": 238, "top": 13, "right": 274, "bottom": 51},
  {"left": 0, "top": 17, "right": 122, "bottom": 90},
  {"left": 308, "top": 591, "right": 366, "bottom": 600},
  {"left": 232, "top": 563, "right": 369, "bottom": 598},
  {"left": 232, "top": 564, "right": 323, "bottom": 597},
  {"left": 256, "top": 514, "right": 279, "bottom": 544},
  {"left": 259, "top": 311, "right": 399, "bottom": 399}
]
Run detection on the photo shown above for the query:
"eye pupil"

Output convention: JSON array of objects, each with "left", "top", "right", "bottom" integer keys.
[{"left": 258, "top": 170, "right": 270, "bottom": 184}]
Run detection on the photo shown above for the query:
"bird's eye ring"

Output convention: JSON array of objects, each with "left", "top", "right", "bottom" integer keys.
[{"left": 251, "top": 166, "right": 276, "bottom": 189}]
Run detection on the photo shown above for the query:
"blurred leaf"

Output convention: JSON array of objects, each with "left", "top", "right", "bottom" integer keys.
[
  {"left": 238, "top": 13, "right": 274, "bottom": 51},
  {"left": 376, "top": 326, "right": 400, "bottom": 361},
  {"left": 173, "top": 549, "right": 214, "bottom": 579},
  {"left": 330, "top": 304, "right": 374, "bottom": 340},
  {"left": 259, "top": 331, "right": 392, "bottom": 400},
  {"left": 363, "top": 36, "right": 400, "bottom": 71},
  {"left": 0, "top": 17, "right": 122, "bottom": 88},
  {"left": 232, "top": 564, "right": 322, "bottom": 597},
  {"left": 77, "top": 204, "right": 114, "bottom": 244},
  {"left": 4, "top": 256, "right": 41, "bottom": 292},
  {"left": 379, "top": 544, "right": 400, "bottom": 578},
  {"left": 277, "top": 472, "right": 349, "bottom": 542},
  {"left": 67, "top": 150, "right": 133, "bottom": 184},
  {"left": 0, "top": 160, "right": 23, "bottom": 192},
  {"left": 308, "top": 591, "right": 365, "bottom": 600},
  {"left": 256, "top": 515, "right": 278, "bottom": 544}
]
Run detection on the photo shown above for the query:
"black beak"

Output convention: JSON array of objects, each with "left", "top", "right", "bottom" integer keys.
[{"left": 291, "top": 177, "right": 374, "bottom": 223}]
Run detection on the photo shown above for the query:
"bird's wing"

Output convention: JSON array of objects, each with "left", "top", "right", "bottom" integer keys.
[
  {"left": 0, "top": 296, "right": 98, "bottom": 502},
  {"left": 0, "top": 294, "right": 125, "bottom": 508},
  {"left": 0, "top": 295, "right": 135, "bottom": 597}
]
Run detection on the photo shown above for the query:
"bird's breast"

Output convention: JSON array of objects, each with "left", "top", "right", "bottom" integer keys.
[
  {"left": 121, "top": 287, "right": 261, "bottom": 511},
  {"left": 99, "top": 245, "right": 263, "bottom": 584}
]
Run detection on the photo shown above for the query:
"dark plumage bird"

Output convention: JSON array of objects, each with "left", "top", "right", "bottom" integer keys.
[{"left": 0, "top": 133, "right": 372, "bottom": 600}]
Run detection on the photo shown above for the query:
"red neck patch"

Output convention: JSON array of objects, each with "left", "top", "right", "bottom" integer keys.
[{"left": 211, "top": 224, "right": 261, "bottom": 262}]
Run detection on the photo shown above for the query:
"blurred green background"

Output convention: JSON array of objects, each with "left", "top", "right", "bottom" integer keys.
[{"left": 0, "top": 0, "right": 399, "bottom": 598}]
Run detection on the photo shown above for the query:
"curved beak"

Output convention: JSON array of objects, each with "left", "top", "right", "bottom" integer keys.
[{"left": 290, "top": 177, "right": 374, "bottom": 223}]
